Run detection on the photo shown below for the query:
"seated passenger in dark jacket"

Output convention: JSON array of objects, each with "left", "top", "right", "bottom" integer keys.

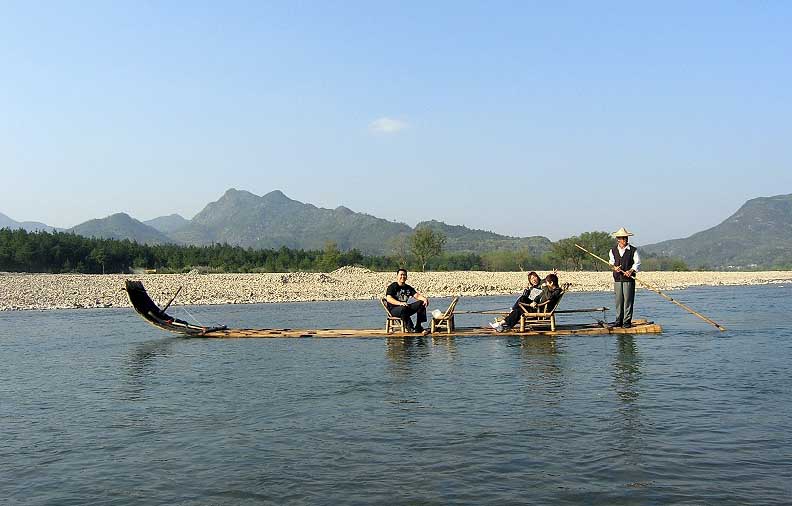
[{"left": 490, "top": 273, "right": 562, "bottom": 332}]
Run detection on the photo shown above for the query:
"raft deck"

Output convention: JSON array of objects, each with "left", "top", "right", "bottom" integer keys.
[{"left": 196, "top": 319, "right": 661, "bottom": 338}]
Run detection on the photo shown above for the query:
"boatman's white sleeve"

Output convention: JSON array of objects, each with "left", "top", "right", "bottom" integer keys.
[{"left": 608, "top": 247, "right": 641, "bottom": 272}]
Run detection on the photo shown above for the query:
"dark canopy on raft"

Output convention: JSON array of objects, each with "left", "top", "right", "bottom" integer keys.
[{"left": 125, "top": 280, "right": 226, "bottom": 335}]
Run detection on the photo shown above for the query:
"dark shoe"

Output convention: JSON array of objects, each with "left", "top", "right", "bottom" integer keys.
[
  {"left": 404, "top": 324, "right": 415, "bottom": 333},
  {"left": 622, "top": 322, "right": 632, "bottom": 329},
  {"left": 414, "top": 325, "right": 424, "bottom": 333},
  {"left": 611, "top": 321, "right": 623, "bottom": 328}
]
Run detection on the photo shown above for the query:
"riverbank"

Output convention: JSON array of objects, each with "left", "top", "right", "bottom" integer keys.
[{"left": 2, "top": 267, "right": 792, "bottom": 311}]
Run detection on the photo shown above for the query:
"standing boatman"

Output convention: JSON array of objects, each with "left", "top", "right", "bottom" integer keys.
[{"left": 608, "top": 227, "right": 641, "bottom": 328}]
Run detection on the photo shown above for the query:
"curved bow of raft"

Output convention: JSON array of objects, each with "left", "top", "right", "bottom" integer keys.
[
  {"left": 125, "top": 280, "right": 228, "bottom": 335},
  {"left": 125, "top": 280, "right": 662, "bottom": 338}
]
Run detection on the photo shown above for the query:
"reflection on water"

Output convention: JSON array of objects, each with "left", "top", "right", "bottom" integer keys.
[
  {"left": 429, "top": 334, "right": 459, "bottom": 358},
  {"left": 611, "top": 335, "right": 646, "bottom": 470},
  {"left": 508, "top": 336, "right": 564, "bottom": 393},
  {"left": 384, "top": 336, "right": 431, "bottom": 376},
  {"left": 511, "top": 335, "right": 559, "bottom": 356},
  {"left": 613, "top": 335, "right": 642, "bottom": 404},
  {"left": 121, "top": 336, "right": 181, "bottom": 400}
]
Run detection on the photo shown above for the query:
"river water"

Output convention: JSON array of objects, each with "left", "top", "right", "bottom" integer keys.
[{"left": 2, "top": 285, "right": 791, "bottom": 505}]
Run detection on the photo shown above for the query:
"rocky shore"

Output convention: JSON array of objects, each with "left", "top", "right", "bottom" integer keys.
[{"left": 2, "top": 266, "right": 791, "bottom": 311}]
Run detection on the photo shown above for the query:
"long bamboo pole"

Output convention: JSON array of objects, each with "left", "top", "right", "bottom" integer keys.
[
  {"left": 162, "top": 286, "right": 182, "bottom": 313},
  {"left": 574, "top": 243, "right": 727, "bottom": 331}
]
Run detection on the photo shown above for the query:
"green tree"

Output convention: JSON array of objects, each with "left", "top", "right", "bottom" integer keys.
[
  {"left": 548, "top": 231, "right": 617, "bottom": 270},
  {"left": 549, "top": 237, "right": 587, "bottom": 270},
  {"left": 13, "top": 241, "right": 33, "bottom": 271},
  {"left": 90, "top": 247, "right": 107, "bottom": 274},
  {"left": 576, "top": 231, "right": 613, "bottom": 270},
  {"left": 409, "top": 228, "right": 447, "bottom": 272},
  {"left": 388, "top": 233, "right": 411, "bottom": 268},
  {"left": 318, "top": 241, "right": 341, "bottom": 272},
  {"left": 641, "top": 255, "right": 689, "bottom": 271}
]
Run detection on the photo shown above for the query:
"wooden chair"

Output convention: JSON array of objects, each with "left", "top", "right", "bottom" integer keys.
[
  {"left": 430, "top": 296, "right": 459, "bottom": 334},
  {"left": 517, "top": 283, "right": 570, "bottom": 332},
  {"left": 380, "top": 298, "right": 407, "bottom": 334}
]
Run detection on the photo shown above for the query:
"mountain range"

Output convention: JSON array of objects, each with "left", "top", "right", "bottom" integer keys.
[
  {"left": 3, "top": 190, "right": 792, "bottom": 268},
  {"left": 0, "top": 189, "right": 552, "bottom": 256},
  {"left": 143, "top": 214, "right": 191, "bottom": 234},
  {"left": 0, "top": 212, "right": 61, "bottom": 233},
  {"left": 166, "top": 189, "right": 553, "bottom": 255},
  {"left": 71, "top": 213, "right": 174, "bottom": 245},
  {"left": 167, "top": 189, "right": 416, "bottom": 253},
  {"left": 642, "top": 193, "right": 792, "bottom": 269}
]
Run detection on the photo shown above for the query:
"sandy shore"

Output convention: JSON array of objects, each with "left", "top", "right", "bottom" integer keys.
[{"left": 2, "top": 266, "right": 792, "bottom": 311}]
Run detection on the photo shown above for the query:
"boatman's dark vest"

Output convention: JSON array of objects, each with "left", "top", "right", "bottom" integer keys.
[{"left": 612, "top": 245, "right": 637, "bottom": 282}]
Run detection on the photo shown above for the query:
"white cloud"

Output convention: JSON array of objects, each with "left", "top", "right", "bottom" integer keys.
[{"left": 369, "top": 117, "right": 408, "bottom": 133}]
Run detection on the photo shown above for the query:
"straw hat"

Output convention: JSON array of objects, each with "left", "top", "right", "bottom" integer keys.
[{"left": 612, "top": 227, "right": 634, "bottom": 238}]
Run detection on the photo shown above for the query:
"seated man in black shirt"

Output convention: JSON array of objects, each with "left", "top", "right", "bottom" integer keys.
[{"left": 385, "top": 268, "right": 429, "bottom": 333}]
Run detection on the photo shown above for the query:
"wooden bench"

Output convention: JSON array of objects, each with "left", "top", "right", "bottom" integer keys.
[
  {"left": 380, "top": 298, "right": 407, "bottom": 334},
  {"left": 430, "top": 297, "right": 459, "bottom": 334},
  {"left": 517, "top": 283, "right": 570, "bottom": 332}
]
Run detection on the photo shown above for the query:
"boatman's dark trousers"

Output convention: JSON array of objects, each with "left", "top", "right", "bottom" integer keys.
[
  {"left": 390, "top": 301, "right": 427, "bottom": 329},
  {"left": 614, "top": 280, "right": 636, "bottom": 326}
]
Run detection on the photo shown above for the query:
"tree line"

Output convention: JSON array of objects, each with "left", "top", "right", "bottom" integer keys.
[{"left": 0, "top": 227, "right": 688, "bottom": 274}]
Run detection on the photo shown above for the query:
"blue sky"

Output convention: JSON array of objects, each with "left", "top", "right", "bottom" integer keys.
[{"left": 2, "top": 1, "right": 791, "bottom": 244}]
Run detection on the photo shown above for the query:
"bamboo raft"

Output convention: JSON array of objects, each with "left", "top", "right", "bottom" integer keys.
[
  {"left": 125, "top": 280, "right": 662, "bottom": 339},
  {"left": 183, "top": 319, "right": 661, "bottom": 338}
]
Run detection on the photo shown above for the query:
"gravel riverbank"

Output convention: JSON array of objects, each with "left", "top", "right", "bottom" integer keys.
[{"left": 2, "top": 267, "right": 791, "bottom": 311}]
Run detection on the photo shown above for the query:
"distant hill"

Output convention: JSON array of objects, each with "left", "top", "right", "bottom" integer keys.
[
  {"left": 165, "top": 189, "right": 556, "bottom": 255},
  {"left": 416, "top": 220, "right": 552, "bottom": 256},
  {"left": 643, "top": 193, "right": 792, "bottom": 269},
  {"left": 0, "top": 211, "right": 60, "bottom": 233},
  {"left": 11, "top": 191, "right": 792, "bottom": 267},
  {"left": 5, "top": 192, "right": 555, "bottom": 255},
  {"left": 70, "top": 213, "right": 175, "bottom": 245},
  {"left": 144, "top": 214, "right": 190, "bottom": 234},
  {"left": 169, "top": 189, "right": 413, "bottom": 253}
]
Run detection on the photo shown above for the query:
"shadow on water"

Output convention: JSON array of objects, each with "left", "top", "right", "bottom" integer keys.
[
  {"left": 385, "top": 336, "right": 431, "bottom": 376},
  {"left": 385, "top": 334, "right": 484, "bottom": 376},
  {"left": 504, "top": 335, "right": 566, "bottom": 400},
  {"left": 429, "top": 333, "right": 459, "bottom": 357},
  {"left": 120, "top": 336, "right": 182, "bottom": 400},
  {"left": 506, "top": 335, "right": 560, "bottom": 356}
]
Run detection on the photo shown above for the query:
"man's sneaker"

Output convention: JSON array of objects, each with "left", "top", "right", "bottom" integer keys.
[{"left": 414, "top": 325, "right": 424, "bottom": 333}]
